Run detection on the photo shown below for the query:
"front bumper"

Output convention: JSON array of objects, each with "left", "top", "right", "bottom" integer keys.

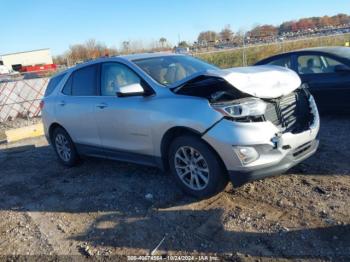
[
  {"left": 228, "top": 138, "right": 318, "bottom": 186},
  {"left": 202, "top": 102, "right": 320, "bottom": 186}
]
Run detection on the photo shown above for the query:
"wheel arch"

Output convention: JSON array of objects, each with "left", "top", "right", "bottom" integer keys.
[
  {"left": 160, "top": 126, "right": 227, "bottom": 173},
  {"left": 48, "top": 123, "right": 67, "bottom": 143}
]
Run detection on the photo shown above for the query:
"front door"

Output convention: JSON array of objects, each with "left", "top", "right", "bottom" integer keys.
[{"left": 94, "top": 62, "right": 154, "bottom": 156}]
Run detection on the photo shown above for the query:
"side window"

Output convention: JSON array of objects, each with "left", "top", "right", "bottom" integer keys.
[
  {"left": 268, "top": 56, "right": 291, "bottom": 69},
  {"left": 322, "top": 56, "right": 345, "bottom": 73},
  {"left": 298, "top": 55, "right": 324, "bottom": 75},
  {"left": 62, "top": 75, "right": 72, "bottom": 95},
  {"left": 71, "top": 65, "right": 98, "bottom": 96},
  {"left": 298, "top": 55, "right": 347, "bottom": 75},
  {"left": 101, "top": 63, "right": 141, "bottom": 96},
  {"left": 44, "top": 73, "right": 66, "bottom": 97}
]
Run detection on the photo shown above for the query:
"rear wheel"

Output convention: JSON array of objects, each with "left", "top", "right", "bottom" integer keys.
[
  {"left": 52, "top": 127, "right": 79, "bottom": 167},
  {"left": 169, "top": 135, "right": 228, "bottom": 198}
]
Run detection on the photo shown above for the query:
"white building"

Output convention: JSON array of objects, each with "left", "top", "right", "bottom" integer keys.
[{"left": 0, "top": 48, "right": 53, "bottom": 69}]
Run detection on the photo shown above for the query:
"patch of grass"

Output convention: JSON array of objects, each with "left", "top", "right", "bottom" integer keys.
[{"left": 196, "top": 34, "right": 350, "bottom": 68}]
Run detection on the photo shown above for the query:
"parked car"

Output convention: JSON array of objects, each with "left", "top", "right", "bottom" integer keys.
[
  {"left": 255, "top": 47, "right": 350, "bottom": 113},
  {"left": 42, "top": 54, "right": 319, "bottom": 198}
]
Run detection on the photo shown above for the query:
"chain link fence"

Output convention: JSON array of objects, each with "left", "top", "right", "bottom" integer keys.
[{"left": 0, "top": 78, "right": 49, "bottom": 122}]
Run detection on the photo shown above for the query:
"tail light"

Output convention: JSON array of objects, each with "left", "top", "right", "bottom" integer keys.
[{"left": 39, "top": 100, "right": 45, "bottom": 110}]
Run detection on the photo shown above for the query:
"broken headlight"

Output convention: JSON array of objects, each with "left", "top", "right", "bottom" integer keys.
[{"left": 213, "top": 98, "right": 267, "bottom": 119}]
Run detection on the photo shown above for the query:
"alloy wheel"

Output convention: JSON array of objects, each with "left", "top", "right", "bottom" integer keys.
[
  {"left": 55, "top": 133, "right": 71, "bottom": 162},
  {"left": 174, "top": 146, "right": 210, "bottom": 190}
]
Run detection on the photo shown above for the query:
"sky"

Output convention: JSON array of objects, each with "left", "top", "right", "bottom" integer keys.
[{"left": 1, "top": 0, "right": 350, "bottom": 56}]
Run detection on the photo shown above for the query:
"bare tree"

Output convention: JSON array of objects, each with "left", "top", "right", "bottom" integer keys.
[
  {"left": 122, "top": 41, "right": 130, "bottom": 53},
  {"left": 219, "top": 25, "right": 234, "bottom": 42},
  {"left": 197, "top": 31, "right": 219, "bottom": 45},
  {"left": 68, "top": 44, "right": 88, "bottom": 64},
  {"left": 58, "top": 40, "right": 119, "bottom": 65},
  {"left": 159, "top": 37, "right": 167, "bottom": 48}
]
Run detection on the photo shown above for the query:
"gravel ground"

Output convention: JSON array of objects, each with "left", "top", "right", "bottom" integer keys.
[{"left": 0, "top": 116, "right": 349, "bottom": 261}]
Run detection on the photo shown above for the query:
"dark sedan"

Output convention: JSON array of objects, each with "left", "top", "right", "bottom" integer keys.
[{"left": 255, "top": 47, "right": 350, "bottom": 113}]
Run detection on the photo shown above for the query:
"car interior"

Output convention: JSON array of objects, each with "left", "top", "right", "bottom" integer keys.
[
  {"left": 101, "top": 64, "right": 141, "bottom": 96},
  {"left": 140, "top": 61, "right": 190, "bottom": 85},
  {"left": 298, "top": 55, "right": 343, "bottom": 74},
  {"left": 134, "top": 56, "right": 215, "bottom": 86}
]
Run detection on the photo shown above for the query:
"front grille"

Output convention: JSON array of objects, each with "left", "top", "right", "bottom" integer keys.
[{"left": 264, "top": 89, "right": 314, "bottom": 133}]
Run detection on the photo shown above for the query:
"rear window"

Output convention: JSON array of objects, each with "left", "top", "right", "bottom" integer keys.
[
  {"left": 44, "top": 73, "right": 66, "bottom": 97},
  {"left": 71, "top": 65, "right": 98, "bottom": 96}
]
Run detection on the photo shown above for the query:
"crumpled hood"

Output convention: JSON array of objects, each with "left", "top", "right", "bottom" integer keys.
[
  {"left": 206, "top": 65, "right": 301, "bottom": 99},
  {"left": 174, "top": 65, "right": 301, "bottom": 99}
]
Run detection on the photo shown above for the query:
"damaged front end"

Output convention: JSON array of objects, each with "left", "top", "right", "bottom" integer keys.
[
  {"left": 172, "top": 66, "right": 316, "bottom": 134},
  {"left": 172, "top": 65, "right": 320, "bottom": 186}
]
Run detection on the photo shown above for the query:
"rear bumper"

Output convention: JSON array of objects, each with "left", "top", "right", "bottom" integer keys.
[{"left": 228, "top": 138, "right": 319, "bottom": 186}]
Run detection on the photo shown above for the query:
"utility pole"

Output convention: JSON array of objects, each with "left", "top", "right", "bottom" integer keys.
[{"left": 242, "top": 31, "right": 247, "bottom": 66}]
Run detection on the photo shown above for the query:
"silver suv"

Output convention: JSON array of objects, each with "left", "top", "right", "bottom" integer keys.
[{"left": 42, "top": 53, "right": 319, "bottom": 198}]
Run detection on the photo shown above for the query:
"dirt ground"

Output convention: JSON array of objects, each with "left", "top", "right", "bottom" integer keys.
[{"left": 0, "top": 116, "right": 349, "bottom": 261}]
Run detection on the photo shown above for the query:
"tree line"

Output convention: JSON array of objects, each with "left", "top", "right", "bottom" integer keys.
[
  {"left": 53, "top": 13, "right": 350, "bottom": 65},
  {"left": 53, "top": 38, "right": 172, "bottom": 66},
  {"left": 196, "top": 13, "right": 350, "bottom": 43}
]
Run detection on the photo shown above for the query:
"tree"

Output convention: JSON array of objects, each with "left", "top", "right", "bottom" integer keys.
[
  {"left": 197, "top": 31, "right": 219, "bottom": 44},
  {"left": 178, "top": 41, "right": 190, "bottom": 48},
  {"left": 85, "top": 38, "right": 108, "bottom": 58},
  {"left": 68, "top": 44, "right": 88, "bottom": 63},
  {"left": 249, "top": 25, "right": 278, "bottom": 38},
  {"left": 59, "top": 40, "right": 119, "bottom": 65},
  {"left": 122, "top": 41, "right": 130, "bottom": 53},
  {"left": 159, "top": 37, "right": 167, "bottom": 48},
  {"left": 279, "top": 21, "right": 293, "bottom": 33},
  {"left": 53, "top": 54, "right": 67, "bottom": 66},
  {"left": 219, "top": 25, "right": 234, "bottom": 42},
  {"left": 297, "top": 18, "right": 315, "bottom": 30}
]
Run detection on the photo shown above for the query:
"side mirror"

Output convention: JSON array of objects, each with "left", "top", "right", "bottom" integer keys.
[
  {"left": 334, "top": 64, "right": 350, "bottom": 73},
  {"left": 116, "top": 83, "right": 145, "bottom": 97}
]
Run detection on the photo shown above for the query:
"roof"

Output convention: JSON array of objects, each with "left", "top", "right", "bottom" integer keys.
[
  {"left": 257, "top": 46, "right": 350, "bottom": 64},
  {"left": 278, "top": 46, "right": 350, "bottom": 56},
  {"left": 51, "top": 52, "right": 184, "bottom": 77},
  {"left": 119, "top": 52, "right": 182, "bottom": 61},
  {"left": 296, "top": 46, "right": 349, "bottom": 53},
  {"left": 68, "top": 52, "right": 183, "bottom": 68},
  {"left": 0, "top": 48, "right": 51, "bottom": 57}
]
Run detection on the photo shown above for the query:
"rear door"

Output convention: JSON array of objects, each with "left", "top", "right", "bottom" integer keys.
[
  {"left": 296, "top": 54, "right": 350, "bottom": 111},
  {"left": 54, "top": 64, "right": 101, "bottom": 146}
]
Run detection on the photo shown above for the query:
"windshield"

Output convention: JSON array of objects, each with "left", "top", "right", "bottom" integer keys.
[{"left": 133, "top": 55, "right": 217, "bottom": 86}]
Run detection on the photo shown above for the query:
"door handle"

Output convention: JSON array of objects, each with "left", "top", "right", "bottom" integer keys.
[
  {"left": 58, "top": 101, "right": 66, "bottom": 106},
  {"left": 96, "top": 103, "right": 108, "bottom": 109}
]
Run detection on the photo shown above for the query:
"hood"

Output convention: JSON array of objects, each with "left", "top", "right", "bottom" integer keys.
[{"left": 173, "top": 65, "right": 301, "bottom": 99}]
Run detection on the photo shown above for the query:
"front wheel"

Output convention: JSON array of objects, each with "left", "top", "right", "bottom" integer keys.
[
  {"left": 52, "top": 127, "right": 79, "bottom": 167},
  {"left": 168, "top": 135, "right": 228, "bottom": 198}
]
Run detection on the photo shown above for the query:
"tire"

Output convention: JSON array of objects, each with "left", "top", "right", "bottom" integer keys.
[
  {"left": 168, "top": 135, "right": 228, "bottom": 198},
  {"left": 52, "top": 127, "right": 79, "bottom": 167}
]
